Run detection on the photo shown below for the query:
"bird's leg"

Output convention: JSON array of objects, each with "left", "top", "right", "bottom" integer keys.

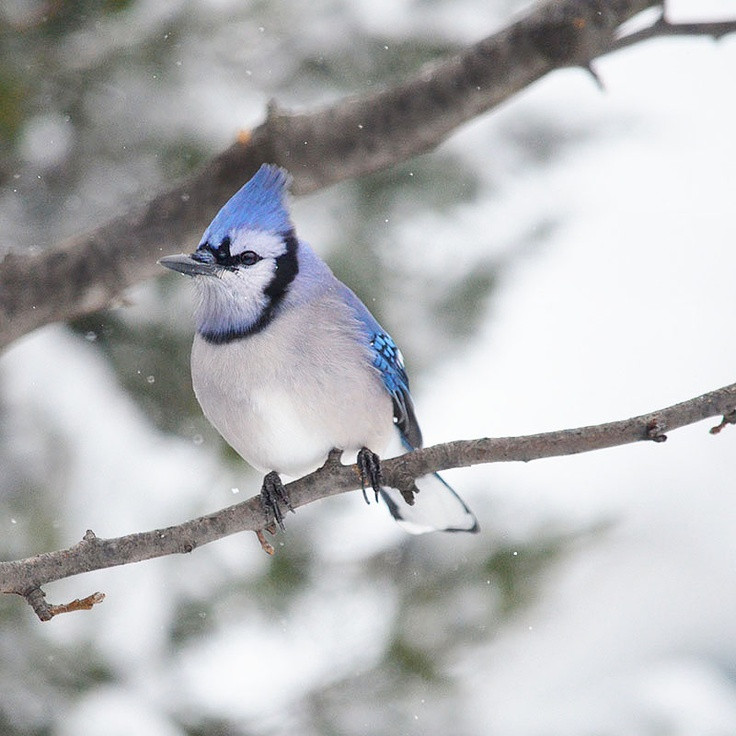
[
  {"left": 357, "top": 447, "right": 383, "bottom": 503},
  {"left": 259, "top": 471, "right": 294, "bottom": 531}
]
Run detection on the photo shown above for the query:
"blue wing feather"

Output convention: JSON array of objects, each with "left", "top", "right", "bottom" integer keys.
[
  {"left": 337, "top": 283, "right": 422, "bottom": 448},
  {"left": 336, "top": 281, "right": 479, "bottom": 534}
]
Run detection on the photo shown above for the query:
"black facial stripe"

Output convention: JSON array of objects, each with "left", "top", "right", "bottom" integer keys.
[
  {"left": 264, "top": 230, "right": 299, "bottom": 304},
  {"left": 214, "top": 236, "right": 231, "bottom": 265},
  {"left": 199, "top": 229, "right": 300, "bottom": 345},
  {"left": 197, "top": 236, "right": 232, "bottom": 266}
]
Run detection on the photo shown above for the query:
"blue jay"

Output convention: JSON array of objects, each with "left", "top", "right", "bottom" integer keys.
[{"left": 159, "top": 164, "right": 477, "bottom": 534}]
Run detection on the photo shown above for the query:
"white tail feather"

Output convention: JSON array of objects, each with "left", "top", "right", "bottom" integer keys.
[{"left": 378, "top": 430, "right": 478, "bottom": 534}]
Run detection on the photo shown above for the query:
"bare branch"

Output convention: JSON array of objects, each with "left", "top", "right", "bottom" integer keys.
[
  {"left": 3, "top": 0, "right": 736, "bottom": 621},
  {"left": 7, "top": 3, "right": 735, "bottom": 351},
  {"left": 0, "top": 0, "right": 665, "bottom": 349},
  {"left": 611, "top": 12, "right": 736, "bottom": 52},
  {"left": 3, "top": 380, "right": 735, "bottom": 619}
]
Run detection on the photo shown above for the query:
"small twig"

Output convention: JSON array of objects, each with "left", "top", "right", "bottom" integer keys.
[
  {"left": 254, "top": 530, "right": 275, "bottom": 556},
  {"left": 580, "top": 62, "right": 606, "bottom": 91},
  {"left": 254, "top": 522, "right": 279, "bottom": 555},
  {"left": 611, "top": 13, "right": 736, "bottom": 53},
  {"left": 710, "top": 410, "right": 736, "bottom": 435},
  {"left": 21, "top": 587, "right": 105, "bottom": 622},
  {"left": 323, "top": 447, "right": 344, "bottom": 469},
  {"left": 47, "top": 593, "right": 106, "bottom": 617}
]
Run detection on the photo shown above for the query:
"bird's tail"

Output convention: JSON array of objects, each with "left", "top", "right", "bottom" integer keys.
[{"left": 378, "top": 430, "right": 479, "bottom": 534}]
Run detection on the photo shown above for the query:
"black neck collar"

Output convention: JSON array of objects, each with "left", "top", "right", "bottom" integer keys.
[{"left": 198, "top": 230, "right": 300, "bottom": 344}]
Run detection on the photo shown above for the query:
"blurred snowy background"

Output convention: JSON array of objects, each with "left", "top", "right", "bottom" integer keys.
[{"left": 1, "top": 0, "right": 735, "bottom": 734}]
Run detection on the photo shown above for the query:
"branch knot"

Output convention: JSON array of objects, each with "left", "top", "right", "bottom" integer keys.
[{"left": 645, "top": 418, "right": 668, "bottom": 443}]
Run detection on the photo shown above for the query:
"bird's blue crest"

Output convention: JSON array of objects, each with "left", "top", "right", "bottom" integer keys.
[{"left": 200, "top": 164, "right": 293, "bottom": 245}]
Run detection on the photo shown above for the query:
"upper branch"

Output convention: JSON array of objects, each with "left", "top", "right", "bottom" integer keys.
[
  {"left": 2, "top": 379, "right": 735, "bottom": 620},
  {"left": 0, "top": 0, "right": 660, "bottom": 349}
]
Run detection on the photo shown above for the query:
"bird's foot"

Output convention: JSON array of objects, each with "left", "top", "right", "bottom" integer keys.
[
  {"left": 260, "top": 471, "right": 293, "bottom": 532},
  {"left": 357, "top": 447, "right": 383, "bottom": 504}
]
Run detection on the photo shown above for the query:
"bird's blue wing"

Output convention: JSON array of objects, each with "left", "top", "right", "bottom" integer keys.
[
  {"left": 337, "top": 283, "right": 422, "bottom": 448},
  {"left": 368, "top": 330, "right": 423, "bottom": 449},
  {"left": 337, "top": 282, "right": 478, "bottom": 534}
]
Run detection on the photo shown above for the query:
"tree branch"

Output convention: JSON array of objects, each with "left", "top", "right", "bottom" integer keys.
[
  {"left": 3, "top": 380, "right": 735, "bottom": 620},
  {"left": 611, "top": 12, "right": 736, "bottom": 52},
  {"left": 0, "top": 0, "right": 666, "bottom": 349},
  {"left": 4, "top": 2, "right": 734, "bottom": 349}
]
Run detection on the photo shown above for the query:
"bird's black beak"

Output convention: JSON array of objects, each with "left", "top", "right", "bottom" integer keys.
[{"left": 158, "top": 253, "right": 218, "bottom": 277}]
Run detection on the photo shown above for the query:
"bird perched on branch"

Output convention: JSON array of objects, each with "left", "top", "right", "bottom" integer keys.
[{"left": 160, "top": 164, "right": 477, "bottom": 535}]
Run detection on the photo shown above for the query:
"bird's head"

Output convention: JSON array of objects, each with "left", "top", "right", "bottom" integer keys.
[{"left": 159, "top": 164, "right": 300, "bottom": 343}]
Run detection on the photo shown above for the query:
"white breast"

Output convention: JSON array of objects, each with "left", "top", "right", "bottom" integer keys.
[{"left": 190, "top": 291, "right": 394, "bottom": 477}]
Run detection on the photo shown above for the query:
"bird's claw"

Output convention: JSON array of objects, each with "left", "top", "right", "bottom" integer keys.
[
  {"left": 260, "top": 471, "right": 293, "bottom": 531},
  {"left": 357, "top": 447, "right": 383, "bottom": 504}
]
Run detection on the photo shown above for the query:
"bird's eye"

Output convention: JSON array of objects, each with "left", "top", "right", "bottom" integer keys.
[{"left": 237, "top": 250, "right": 261, "bottom": 266}]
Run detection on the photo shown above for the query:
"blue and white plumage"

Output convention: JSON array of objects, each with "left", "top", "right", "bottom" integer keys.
[{"left": 160, "top": 164, "right": 477, "bottom": 534}]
